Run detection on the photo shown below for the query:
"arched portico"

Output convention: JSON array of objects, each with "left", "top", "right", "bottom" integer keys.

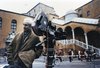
[
  {"left": 87, "top": 31, "right": 100, "bottom": 48},
  {"left": 74, "top": 27, "right": 85, "bottom": 42},
  {"left": 56, "top": 28, "right": 64, "bottom": 39},
  {"left": 64, "top": 26, "right": 72, "bottom": 39}
]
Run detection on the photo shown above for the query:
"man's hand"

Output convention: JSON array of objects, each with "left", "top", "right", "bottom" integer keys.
[{"left": 35, "top": 46, "right": 43, "bottom": 59}]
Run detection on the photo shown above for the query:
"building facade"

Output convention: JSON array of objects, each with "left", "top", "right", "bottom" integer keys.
[
  {"left": 0, "top": 9, "right": 32, "bottom": 48},
  {"left": 24, "top": 3, "right": 58, "bottom": 20},
  {"left": 53, "top": 11, "right": 100, "bottom": 55},
  {"left": 76, "top": 0, "right": 100, "bottom": 19},
  {"left": 54, "top": 0, "right": 100, "bottom": 55}
]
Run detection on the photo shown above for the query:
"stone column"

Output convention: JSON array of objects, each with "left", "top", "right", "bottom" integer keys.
[
  {"left": 72, "top": 29, "right": 75, "bottom": 44},
  {"left": 84, "top": 32, "right": 88, "bottom": 49},
  {"left": 72, "top": 29, "right": 75, "bottom": 50}
]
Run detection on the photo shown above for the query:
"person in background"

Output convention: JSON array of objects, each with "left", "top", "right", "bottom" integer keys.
[
  {"left": 87, "top": 49, "right": 92, "bottom": 62},
  {"left": 68, "top": 49, "right": 74, "bottom": 62},
  {"left": 84, "top": 50, "right": 88, "bottom": 61},
  {"left": 78, "top": 50, "right": 82, "bottom": 61},
  {"left": 56, "top": 49, "right": 63, "bottom": 62},
  {"left": 92, "top": 50, "right": 96, "bottom": 60}
]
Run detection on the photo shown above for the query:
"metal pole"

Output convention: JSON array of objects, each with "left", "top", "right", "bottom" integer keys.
[{"left": 46, "top": 26, "right": 55, "bottom": 68}]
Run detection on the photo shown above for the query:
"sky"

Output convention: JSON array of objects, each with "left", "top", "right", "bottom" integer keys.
[{"left": 0, "top": 0, "right": 92, "bottom": 17}]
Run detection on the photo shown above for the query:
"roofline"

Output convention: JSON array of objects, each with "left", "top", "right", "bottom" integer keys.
[
  {"left": 49, "top": 13, "right": 59, "bottom": 17},
  {"left": 75, "top": 0, "right": 93, "bottom": 10},
  {"left": 65, "top": 12, "right": 78, "bottom": 16},
  {"left": 59, "top": 11, "right": 78, "bottom": 18},
  {"left": 0, "top": 9, "right": 34, "bottom": 18},
  {"left": 26, "top": 2, "right": 54, "bottom": 14},
  {"left": 63, "top": 21, "right": 98, "bottom": 26}
]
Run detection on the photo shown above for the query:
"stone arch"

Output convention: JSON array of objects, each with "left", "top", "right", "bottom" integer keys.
[
  {"left": 56, "top": 28, "right": 64, "bottom": 39},
  {"left": 87, "top": 31, "right": 100, "bottom": 48},
  {"left": 74, "top": 27, "right": 85, "bottom": 42},
  {"left": 57, "top": 27, "right": 63, "bottom": 33},
  {"left": 64, "top": 26, "right": 72, "bottom": 39}
]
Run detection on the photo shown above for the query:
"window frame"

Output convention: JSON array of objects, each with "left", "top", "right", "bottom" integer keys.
[
  {"left": 11, "top": 19, "right": 17, "bottom": 32},
  {"left": 0, "top": 17, "right": 2, "bottom": 29},
  {"left": 87, "top": 11, "right": 90, "bottom": 16}
]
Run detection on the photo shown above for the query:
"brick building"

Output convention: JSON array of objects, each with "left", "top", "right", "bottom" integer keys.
[
  {"left": 0, "top": 9, "right": 31, "bottom": 48},
  {"left": 76, "top": 0, "right": 100, "bottom": 19}
]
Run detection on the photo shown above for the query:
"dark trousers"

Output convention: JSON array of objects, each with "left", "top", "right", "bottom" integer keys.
[{"left": 69, "top": 57, "right": 72, "bottom": 62}]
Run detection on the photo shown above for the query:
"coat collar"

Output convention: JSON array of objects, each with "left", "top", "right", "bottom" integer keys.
[{"left": 19, "top": 29, "right": 36, "bottom": 51}]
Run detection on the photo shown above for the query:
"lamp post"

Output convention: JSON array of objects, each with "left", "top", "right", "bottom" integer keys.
[{"left": 46, "top": 22, "right": 56, "bottom": 68}]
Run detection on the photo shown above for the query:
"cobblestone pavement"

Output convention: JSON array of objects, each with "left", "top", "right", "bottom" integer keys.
[
  {"left": 53, "top": 60, "right": 97, "bottom": 68},
  {"left": 29, "top": 56, "right": 100, "bottom": 68}
]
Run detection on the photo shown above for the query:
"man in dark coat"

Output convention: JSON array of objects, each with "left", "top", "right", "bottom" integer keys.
[{"left": 4, "top": 17, "right": 43, "bottom": 68}]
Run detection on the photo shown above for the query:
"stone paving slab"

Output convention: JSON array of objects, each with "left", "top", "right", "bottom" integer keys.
[{"left": 0, "top": 56, "right": 100, "bottom": 68}]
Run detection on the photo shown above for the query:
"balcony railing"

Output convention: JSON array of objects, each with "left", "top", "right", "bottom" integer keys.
[{"left": 57, "top": 39, "right": 100, "bottom": 56}]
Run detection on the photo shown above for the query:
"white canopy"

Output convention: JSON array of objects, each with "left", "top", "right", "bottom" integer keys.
[
  {"left": 72, "top": 18, "right": 99, "bottom": 25},
  {"left": 52, "top": 19, "right": 65, "bottom": 25},
  {"left": 52, "top": 17, "right": 99, "bottom": 25}
]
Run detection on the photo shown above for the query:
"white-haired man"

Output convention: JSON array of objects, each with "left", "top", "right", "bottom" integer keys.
[{"left": 5, "top": 17, "right": 43, "bottom": 68}]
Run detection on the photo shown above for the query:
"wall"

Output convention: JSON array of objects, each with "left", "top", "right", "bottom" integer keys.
[
  {"left": 0, "top": 10, "right": 31, "bottom": 48},
  {"left": 76, "top": 0, "right": 100, "bottom": 18}
]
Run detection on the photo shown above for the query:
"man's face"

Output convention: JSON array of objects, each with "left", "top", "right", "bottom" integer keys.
[{"left": 23, "top": 24, "right": 31, "bottom": 32}]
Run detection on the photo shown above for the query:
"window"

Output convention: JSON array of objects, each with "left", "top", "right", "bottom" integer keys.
[
  {"left": 53, "top": 17, "right": 55, "bottom": 19},
  {"left": 87, "top": 11, "right": 90, "bottom": 16},
  {"left": 11, "top": 19, "right": 17, "bottom": 32},
  {"left": 0, "top": 17, "right": 2, "bottom": 29},
  {"left": 79, "top": 14, "right": 83, "bottom": 17}
]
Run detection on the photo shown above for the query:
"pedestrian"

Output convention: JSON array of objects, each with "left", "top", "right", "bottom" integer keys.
[
  {"left": 4, "top": 17, "right": 43, "bottom": 68},
  {"left": 56, "top": 49, "right": 63, "bottom": 62},
  {"left": 87, "top": 49, "right": 92, "bottom": 61},
  {"left": 78, "top": 50, "right": 82, "bottom": 61},
  {"left": 92, "top": 50, "right": 96, "bottom": 59},
  {"left": 68, "top": 49, "right": 74, "bottom": 62},
  {"left": 84, "top": 50, "right": 88, "bottom": 61}
]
